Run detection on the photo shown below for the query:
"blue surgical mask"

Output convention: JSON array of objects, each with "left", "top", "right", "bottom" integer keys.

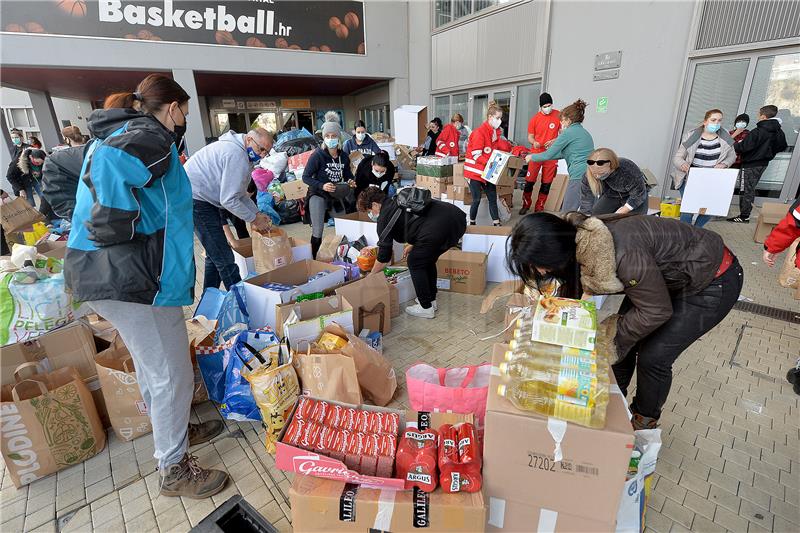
[
  {"left": 246, "top": 146, "right": 262, "bottom": 163},
  {"left": 705, "top": 123, "right": 721, "bottom": 133},
  {"left": 12, "top": 137, "right": 21, "bottom": 146},
  {"left": 735, "top": 122, "right": 747, "bottom": 129},
  {"left": 325, "top": 138, "right": 339, "bottom": 149},
  {"left": 356, "top": 133, "right": 366, "bottom": 142}
]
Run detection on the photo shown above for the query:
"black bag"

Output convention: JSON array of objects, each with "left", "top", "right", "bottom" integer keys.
[
  {"left": 378, "top": 187, "right": 431, "bottom": 246},
  {"left": 276, "top": 199, "right": 302, "bottom": 224}
]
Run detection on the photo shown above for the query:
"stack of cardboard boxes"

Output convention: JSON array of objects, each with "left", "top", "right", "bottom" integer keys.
[
  {"left": 445, "top": 163, "right": 472, "bottom": 204},
  {"left": 415, "top": 158, "right": 456, "bottom": 199}
]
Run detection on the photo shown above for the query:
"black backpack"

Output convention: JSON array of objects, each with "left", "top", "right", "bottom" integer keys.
[{"left": 377, "top": 187, "right": 431, "bottom": 246}]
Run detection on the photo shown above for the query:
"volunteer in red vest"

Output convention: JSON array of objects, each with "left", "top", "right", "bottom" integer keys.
[
  {"left": 435, "top": 113, "right": 464, "bottom": 158},
  {"left": 464, "top": 101, "right": 512, "bottom": 227},
  {"left": 521, "top": 93, "right": 561, "bottom": 215}
]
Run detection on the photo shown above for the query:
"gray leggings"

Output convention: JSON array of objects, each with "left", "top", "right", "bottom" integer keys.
[{"left": 308, "top": 195, "right": 346, "bottom": 238}]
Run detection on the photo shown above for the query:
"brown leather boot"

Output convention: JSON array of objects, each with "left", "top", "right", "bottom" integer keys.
[
  {"left": 188, "top": 420, "right": 225, "bottom": 447},
  {"left": 159, "top": 454, "right": 229, "bottom": 499}
]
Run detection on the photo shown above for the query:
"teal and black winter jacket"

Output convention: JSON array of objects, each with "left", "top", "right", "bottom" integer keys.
[{"left": 65, "top": 109, "right": 195, "bottom": 306}]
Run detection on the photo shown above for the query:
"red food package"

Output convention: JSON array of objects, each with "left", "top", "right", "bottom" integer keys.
[
  {"left": 457, "top": 423, "right": 481, "bottom": 466},
  {"left": 376, "top": 455, "right": 394, "bottom": 478},
  {"left": 311, "top": 400, "right": 328, "bottom": 423},
  {"left": 356, "top": 410, "right": 371, "bottom": 431},
  {"left": 295, "top": 397, "right": 315, "bottom": 419},
  {"left": 300, "top": 421, "right": 324, "bottom": 450},
  {"left": 345, "top": 432, "right": 365, "bottom": 455},
  {"left": 440, "top": 463, "right": 483, "bottom": 493},
  {"left": 340, "top": 408, "right": 358, "bottom": 430},
  {"left": 359, "top": 455, "right": 378, "bottom": 477},
  {"left": 323, "top": 427, "right": 347, "bottom": 454},
  {"left": 375, "top": 433, "right": 396, "bottom": 457},
  {"left": 395, "top": 429, "right": 438, "bottom": 492},
  {"left": 325, "top": 404, "right": 344, "bottom": 429},
  {"left": 438, "top": 424, "right": 459, "bottom": 467},
  {"left": 382, "top": 413, "right": 400, "bottom": 435},
  {"left": 283, "top": 417, "right": 305, "bottom": 446},
  {"left": 369, "top": 412, "right": 385, "bottom": 434},
  {"left": 344, "top": 454, "right": 360, "bottom": 471},
  {"left": 329, "top": 450, "right": 346, "bottom": 463}
]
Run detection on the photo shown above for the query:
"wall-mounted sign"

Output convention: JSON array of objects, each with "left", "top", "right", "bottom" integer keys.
[
  {"left": 221, "top": 99, "right": 236, "bottom": 108},
  {"left": 281, "top": 99, "right": 312, "bottom": 109},
  {"left": 236, "top": 101, "right": 245, "bottom": 110},
  {"left": 593, "top": 70, "right": 620, "bottom": 82},
  {"left": 595, "top": 51, "right": 622, "bottom": 71},
  {"left": 596, "top": 96, "right": 608, "bottom": 113},
  {"left": 247, "top": 101, "right": 278, "bottom": 110},
  {"left": 1, "top": 1, "right": 366, "bottom": 55}
]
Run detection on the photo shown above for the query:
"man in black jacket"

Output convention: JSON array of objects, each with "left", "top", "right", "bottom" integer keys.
[
  {"left": 42, "top": 126, "right": 88, "bottom": 221},
  {"left": 728, "top": 105, "right": 788, "bottom": 223}
]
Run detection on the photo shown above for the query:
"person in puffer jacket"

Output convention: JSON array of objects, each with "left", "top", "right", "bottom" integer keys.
[
  {"left": 435, "top": 114, "right": 463, "bottom": 158},
  {"left": 65, "top": 74, "right": 229, "bottom": 500},
  {"left": 42, "top": 126, "right": 88, "bottom": 221},
  {"left": 464, "top": 101, "right": 513, "bottom": 226}
]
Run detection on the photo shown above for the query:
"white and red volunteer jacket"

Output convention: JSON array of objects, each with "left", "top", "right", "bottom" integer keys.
[
  {"left": 435, "top": 123, "right": 461, "bottom": 157},
  {"left": 464, "top": 121, "right": 513, "bottom": 184}
]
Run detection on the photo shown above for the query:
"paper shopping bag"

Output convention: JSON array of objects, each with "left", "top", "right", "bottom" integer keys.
[
  {"left": 0, "top": 197, "right": 45, "bottom": 234},
  {"left": 94, "top": 337, "right": 151, "bottom": 442},
  {"left": 1, "top": 364, "right": 106, "bottom": 487},
  {"left": 293, "top": 346, "right": 362, "bottom": 405},
  {"left": 252, "top": 227, "right": 293, "bottom": 274}
]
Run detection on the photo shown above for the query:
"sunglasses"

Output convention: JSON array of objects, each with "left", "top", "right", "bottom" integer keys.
[{"left": 587, "top": 159, "right": 610, "bottom": 166}]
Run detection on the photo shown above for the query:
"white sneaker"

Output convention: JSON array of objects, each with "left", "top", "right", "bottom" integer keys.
[
  {"left": 415, "top": 298, "right": 438, "bottom": 311},
  {"left": 405, "top": 303, "right": 435, "bottom": 319}
]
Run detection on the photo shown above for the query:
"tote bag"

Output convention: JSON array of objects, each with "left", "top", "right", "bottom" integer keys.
[{"left": 406, "top": 362, "right": 492, "bottom": 425}]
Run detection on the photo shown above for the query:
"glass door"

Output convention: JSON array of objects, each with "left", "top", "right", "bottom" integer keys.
[
  {"left": 493, "top": 90, "right": 512, "bottom": 140},
  {"left": 513, "top": 82, "right": 542, "bottom": 146},
  {"left": 471, "top": 94, "right": 488, "bottom": 129}
]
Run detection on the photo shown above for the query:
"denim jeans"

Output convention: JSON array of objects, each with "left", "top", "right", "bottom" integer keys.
[
  {"left": 738, "top": 166, "right": 767, "bottom": 219},
  {"left": 193, "top": 200, "right": 242, "bottom": 291},
  {"left": 468, "top": 179, "right": 499, "bottom": 222},
  {"left": 678, "top": 182, "right": 711, "bottom": 228}
]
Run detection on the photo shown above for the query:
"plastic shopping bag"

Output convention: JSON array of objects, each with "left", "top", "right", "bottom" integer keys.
[
  {"left": 616, "top": 429, "right": 663, "bottom": 533},
  {"left": 406, "top": 363, "right": 492, "bottom": 427},
  {"left": 194, "top": 283, "right": 249, "bottom": 344},
  {"left": 218, "top": 329, "right": 281, "bottom": 422}
]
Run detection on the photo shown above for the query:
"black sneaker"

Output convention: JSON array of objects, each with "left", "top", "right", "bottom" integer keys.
[
  {"left": 727, "top": 216, "right": 750, "bottom": 223},
  {"left": 519, "top": 207, "right": 529, "bottom": 215}
]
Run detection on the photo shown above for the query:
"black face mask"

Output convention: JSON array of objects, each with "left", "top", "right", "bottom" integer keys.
[{"left": 173, "top": 124, "right": 187, "bottom": 151}]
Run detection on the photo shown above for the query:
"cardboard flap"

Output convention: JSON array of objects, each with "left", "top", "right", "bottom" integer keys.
[
  {"left": 481, "top": 280, "right": 526, "bottom": 314},
  {"left": 334, "top": 272, "right": 392, "bottom": 334}
]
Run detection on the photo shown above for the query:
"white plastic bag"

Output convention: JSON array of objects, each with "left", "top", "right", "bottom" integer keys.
[
  {"left": 616, "top": 429, "right": 662, "bottom": 533},
  {"left": 260, "top": 150, "right": 289, "bottom": 176},
  {"left": 498, "top": 197, "right": 512, "bottom": 223}
]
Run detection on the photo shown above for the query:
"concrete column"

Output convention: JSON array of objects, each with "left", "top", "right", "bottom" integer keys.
[
  {"left": 27, "top": 91, "right": 62, "bottom": 150},
  {"left": 171, "top": 69, "right": 206, "bottom": 154},
  {"left": 1, "top": 112, "right": 14, "bottom": 194}
]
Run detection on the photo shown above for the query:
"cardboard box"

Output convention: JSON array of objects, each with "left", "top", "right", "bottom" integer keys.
[
  {"left": 282, "top": 179, "right": 309, "bottom": 201},
  {"left": 754, "top": 202, "right": 790, "bottom": 243},
  {"left": 393, "top": 105, "right": 428, "bottom": 148},
  {"left": 482, "top": 150, "right": 526, "bottom": 186},
  {"left": 452, "top": 163, "right": 466, "bottom": 187},
  {"left": 335, "top": 273, "right": 392, "bottom": 335},
  {"left": 395, "top": 144, "right": 417, "bottom": 171},
  {"left": 243, "top": 260, "right": 346, "bottom": 329},
  {"left": 436, "top": 250, "right": 488, "bottom": 295},
  {"left": 389, "top": 284, "right": 401, "bottom": 318},
  {"left": 526, "top": 174, "right": 569, "bottom": 213},
  {"left": 484, "top": 344, "right": 634, "bottom": 525},
  {"left": 647, "top": 196, "right": 661, "bottom": 215},
  {"left": 416, "top": 164, "right": 454, "bottom": 178},
  {"left": 445, "top": 184, "right": 472, "bottom": 204},
  {"left": 35, "top": 240, "right": 67, "bottom": 260},
  {"left": 487, "top": 497, "right": 615, "bottom": 532},
  {"left": 415, "top": 174, "right": 452, "bottom": 199},
  {"left": 462, "top": 226, "right": 514, "bottom": 282},
  {"left": 333, "top": 213, "right": 405, "bottom": 260},
  {"left": 278, "top": 295, "right": 354, "bottom": 349},
  {"left": 227, "top": 232, "right": 312, "bottom": 280}
]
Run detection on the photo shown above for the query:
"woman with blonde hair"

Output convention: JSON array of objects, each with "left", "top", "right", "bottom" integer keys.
[{"left": 580, "top": 148, "right": 649, "bottom": 216}]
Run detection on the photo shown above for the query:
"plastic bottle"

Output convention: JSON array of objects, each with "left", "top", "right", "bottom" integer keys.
[
  {"left": 627, "top": 450, "right": 642, "bottom": 478},
  {"left": 497, "top": 379, "right": 608, "bottom": 428}
]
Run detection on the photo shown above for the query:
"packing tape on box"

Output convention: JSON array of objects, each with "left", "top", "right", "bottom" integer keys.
[
  {"left": 546, "top": 418, "right": 567, "bottom": 462},
  {"left": 488, "top": 497, "right": 506, "bottom": 528},
  {"left": 374, "top": 488, "right": 396, "bottom": 531},
  {"left": 611, "top": 383, "right": 632, "bottom": 420},
  {"left": 490, "top": 365, "right": 500, "bottom": 377},
  {"left": 537, "top": 508, "right": 559, "bottom": 533}
]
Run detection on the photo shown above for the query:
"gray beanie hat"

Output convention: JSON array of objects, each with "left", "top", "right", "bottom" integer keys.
[{"left": 322, "top": 121, "right": 341, "bottom": 137}]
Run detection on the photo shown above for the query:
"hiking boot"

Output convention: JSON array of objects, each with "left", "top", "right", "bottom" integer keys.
[
  {"left": 519, "top": 207, "right": 529, "bottom": 215},
  {"left": 631, "top": 412, "right": 659, "bottom": 431},
  {"left": 188, "top": 420, "right": 225, "bottom": 447},
  {"left": 160, "top": 454, "right": 229, "bottom": 499},
  {"left": 727, "top": 216, "right": 749, "bottom": 223},
  {"left": 405, "top": 303, "right": 435, "bottom": 319}
]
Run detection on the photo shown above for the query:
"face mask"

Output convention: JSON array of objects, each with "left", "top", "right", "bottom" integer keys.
[
  {"left": 246, "top": 146, "right": 262, "bottom": 163},
  {"left": 454, "top": 122, "right": 462, "bottom": 130},
  {"left": 368, "top": 211, "right": 379, "bottom": 222},
  {"left": 489, "top": 117, "right": 502, "bottom": 129},
  {"left": 325, "top": 138, "right": 339, "bottom": 149},
  {"left": 596, "top": 169, "right": 611, "bottom": 180},
  {"left": 735, "top": 122, "right": 747, "bottom": 129},
  {"left": 705, "top": 123, "right": 721, "bottom": 133},
  {"left": 373, "top": 169, "right": 386, "bottom": 178},
  {"left": 173, "top": 124, "right": 186, "bottom": 146},
  {"left": 356, "top": 133, "right": 366, "bottom": 142},
  {"left": 541, "top": 106, "right": 552, "bottom": 115},
  {"left": 12, "top": 138, "right": 21, "bottom": 146}
]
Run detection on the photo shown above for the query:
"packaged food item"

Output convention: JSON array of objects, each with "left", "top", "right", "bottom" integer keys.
[
  {"left": 530, "top": 296, "right": 597, "bottom": 351},
  {"left": 497, "top": 378, "right": 608, "bottom": 429},
  {"left": 438, "top": 423, "right": 483, "bottom": 494},
  {"left": 317, "top": 331, "right": 348, "bottom": 351},
  {"left": 438, "top": 424, "right": 459, "bottom": 468},
  {"left": 295, "top": 396, "right": 315, "bottom": 419},
  {"left": 296, "top": 292, "right": 325, "bottom": 302},
  {"left": 395, "top": 428, "right": 439, "bottom": 492}
]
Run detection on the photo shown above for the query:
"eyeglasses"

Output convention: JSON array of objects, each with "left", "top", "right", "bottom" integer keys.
[
  {"left": 249, "top": 138, "right": 269, "bottom": 156},
  {"left": 586, "top": 160, "right": 610, "bottom": 166}
]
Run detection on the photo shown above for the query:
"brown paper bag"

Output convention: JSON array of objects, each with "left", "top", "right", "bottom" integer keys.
[
  {"left": 326, "top": 323, "right": 397, "bottom": 406},
  {"left": 778, "top": 238, "right": 800, "bottom": 298},
  {"left": 252, "top": 227, "right": 293, "bottom": 274},
  {"left": 1, "top": 364, "right": 106, "bottom": 487},
  {"left": 317, "top": 234, "right": 346, "bottom": 263},
  {"left": 389, "top": 285, "right": 401, "bottom": 318},
  {"left": 0, "top": 197, "right": 45, "bottom": 233},
  {"left": 293, "top": 346, "right": 362, "bottom": 405},
  {"left": 94, "top": 338, "right": 151, "bottom": 442},
  {"left": 186, "top": 317, "right": 216, "bottom": 404}
]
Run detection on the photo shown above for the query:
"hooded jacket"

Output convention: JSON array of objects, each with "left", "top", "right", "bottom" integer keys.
[
  {"left": 734, "top": 118, "right": 788, "bottom": 169},
  {"left": 580, "top": 158, "right": 648, "bottom": 215},
  {"left": 569, "top": 214, "right": 725, "bottom": 358},
  {"left": 183, "top": 130, "right": 259, "bottom": 222},
  {"left": 464, "top": 122, "right": 513, "bottom": 183},
  {"left": 354, "top": 154, "right": 396, "bottom": 201},
  {"left": 65, "top": 108, "right": 195, "bottom": 307},
  {"left": 42, "top": 144, "right": 88, "bottom": 220},
  {"left": 671, "top": 127, "right": 736, "bottom": 189},
  {"left": 342, "top": 133, "right": 381, "bottom": 158},
  {"left": 435, "top": 123, "right": 461, "bottom": 157},
  {"left": 6, "top": 148, "right": 43, "bottom": 191}
]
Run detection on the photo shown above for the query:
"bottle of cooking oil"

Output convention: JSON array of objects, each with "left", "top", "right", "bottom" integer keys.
[
  {"left": 497, "top": 378, "right": 609, "bottom": 428},
  {"left": 502, "top": 345, "right": 610, "bottom": 386}
]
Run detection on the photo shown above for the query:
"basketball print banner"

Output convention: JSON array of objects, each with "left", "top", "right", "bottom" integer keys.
[{"left": 1, "top": 0, "right": 366, "bottom": 54}]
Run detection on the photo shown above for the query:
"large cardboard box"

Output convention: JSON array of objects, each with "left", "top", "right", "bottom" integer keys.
[
  {"left": 290, "top": 469, "right": 486, "bottom": 533},
  {"left": 333, "top": 213, "right": 405, "bottom": 260},
  {"left": 526, "top": 173, "right": 569, "bottom": 213},
  {"left": 243, "top": 260, "right": 346, "bottom": 329},
  {"left": 226, "top": 231, "right": 312, "bottom": 280},
  {"left": 754, "top": 202, "right": 790, "bottom": 243},
  {"left": 482, "top": 150, "right": 526, "bottom": 186},
  {"left": 484, "top": 344, "right": 633, "bottom": 526},
  {"left": 436, "top": 250, "right": 488, "bottom": 295},
  {"left": 335, "top": 273, "right": 392, "bottom": 335},
  {"left": 393, "top": 105, "right": 428, "bottom": 148},
  {"left": 462, "top": 226, "right": 513, "bottom": 282},
  {"left": 282, "top": 179, "right": 309, "bottom": 201},
  {"left": 415, "top": 174, "right": 452, "bottom": 199},
  {"left": 452, "top": 163, "right": 466, "bottom": 187},
  {"left": 487, "top": 497, "right": 615, "bottom": 532},
  {"left": 445, "top": 184, "right": 472, "bottom": 204},
  {"left": 283, "top": 297, "right": 354, "bottom": 350}
]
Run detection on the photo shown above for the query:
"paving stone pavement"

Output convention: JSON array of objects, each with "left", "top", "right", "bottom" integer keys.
[{"left": 1, "top": 198, "right": 797, "bottom": 533}]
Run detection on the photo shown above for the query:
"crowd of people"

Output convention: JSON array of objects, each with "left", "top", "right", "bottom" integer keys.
[{"left": 2, "top": 71, "right": 795, "bottom": 500}]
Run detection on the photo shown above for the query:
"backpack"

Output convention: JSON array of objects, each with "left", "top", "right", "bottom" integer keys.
[{"left": 377, "top": 187, "right": 431, "bottom": 246}]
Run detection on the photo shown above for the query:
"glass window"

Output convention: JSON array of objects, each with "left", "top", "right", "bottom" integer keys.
[
  {"left": 513, "top": 83, "right": 541, "bottom": 145},
  {"left": 475, "top": 0, "right": 498, "bottom": 12},
  {"left": 252, "top": 112, "right": 277, "bottom": 134},
  {"left": 434, "top": 96, "right": 450, "bottom": 123},
  {"left": 26, "top": 109, "right": 37, "bottom": 127},
  {"left": 451, "top": 93, "right": 469, "bottom": 125},
  {"left": 472, "top": 94, "right": 489, "bottom": 127},
  {"left": 682, "top": 59, "right": 750, "bottom": 135},
  {"left": 10, "top": 108, "right": 30, "bottom": 128},
  {"left": 435, "top": 0, "right": 452, "bottom": 28},
  {"left": 454, "top": 0, "right": 473, "bottom": 19},
  {"left": 493, "top": 91, "right": 512, "bottom": 139},
  {"left": 743, "top": 53, "right": 800, "bottom": 198}
]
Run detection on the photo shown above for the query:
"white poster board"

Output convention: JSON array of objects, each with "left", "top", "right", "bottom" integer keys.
[{"left": 679, "top": 168, "right": 738, "bottom": 216}]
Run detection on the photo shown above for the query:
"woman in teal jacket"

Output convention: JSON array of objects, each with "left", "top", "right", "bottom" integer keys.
[{"left": 526, "top": 99, "right": 594, "bottom": 212}]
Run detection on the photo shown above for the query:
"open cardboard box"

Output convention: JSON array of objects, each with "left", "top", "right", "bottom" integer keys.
[
  {"left": 282, "top": 180, "right": 309, "bottom": 201},
  {"left": 225, "top": 228, "right": 312, "bottom": 279},
  {"left": 333, "top": 212, "right": 405, "bottom": 260},
  {"left": 243, "top": 260, "right": 346, "bottom": 330},
  {"left": 483, "top": 343, "right": 634, "bottom": 526},
  {"left": 436, "top": 249, "right": 488, "bottom": 295},
  {"left": 278, "top": 295, "right": 354, "bottom": 350},
  {"left": 754, "top": 201, "right": 790, "bottom": 244},
  {"left": 462, "top": 226, "right": 514, "bottom": 282},
  {"left": 335, "top": 272, "right": 392, "bottom": 335}
]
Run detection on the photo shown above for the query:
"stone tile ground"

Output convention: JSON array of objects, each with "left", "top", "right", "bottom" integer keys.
[{"left": 1, "top": 198, "right": 798, "bottom": 532}]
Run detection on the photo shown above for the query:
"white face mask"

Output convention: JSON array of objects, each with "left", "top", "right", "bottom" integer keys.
[
  {"left": 356, "top": 132, "right": 366, "bottom": 142},
  {"left": 735, "top": 122, "right": 747, "bottom": 129},
  {"left": 541, "top": 106, "right": 552, "bottom": 115},
  {"left": 368, "top": 211, "right": 379, "bottom": 222},
  {"left": 373, "top": 169, "right": 386, "bottom": 178},
  {"left": 454, "top": 122, "right": 462, "bottom": 130},
  {"left": 489, "top": 117, "right": 502, "bottom": 129}
]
